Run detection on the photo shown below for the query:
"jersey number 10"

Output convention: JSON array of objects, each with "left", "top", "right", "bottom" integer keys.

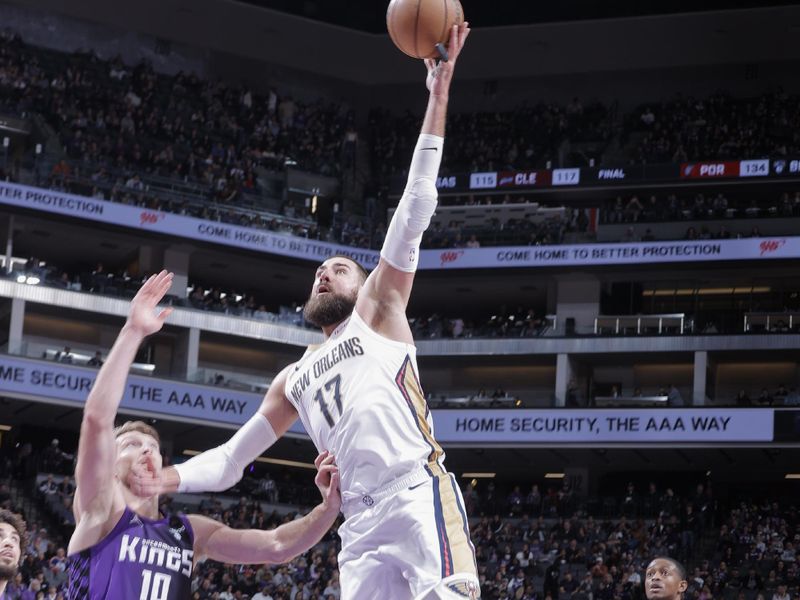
[{"left": 140, "top": 569, "right": 171, "bottom": 600}]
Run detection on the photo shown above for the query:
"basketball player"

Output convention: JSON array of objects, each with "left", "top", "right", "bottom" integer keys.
[
  {"left": 645, "top": 557, "right": 688, "bottom": 600},
  {"left": 136, "top": 22, "right": 478, "bottom": 600},
  {"left": 68, "top": 271, "right": 341, "bottom": 600},
  {"left": 0, "top": 509, "right": 26, "bottom": 598}
]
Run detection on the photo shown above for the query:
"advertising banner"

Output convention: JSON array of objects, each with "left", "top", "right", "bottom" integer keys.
[
  {"left": 0, "top": 355, "right": 778, "bottom": 445},
  {"left": 419, "top": 237, "right": 798, "bottom": 270},
  {"left": 434, "top": 408, "right": 774, "bottom": 443},
  {"left": 3, "top": 182, "right": 798, "bottom": 272}
]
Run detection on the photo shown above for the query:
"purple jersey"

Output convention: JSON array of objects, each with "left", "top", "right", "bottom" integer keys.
[{"left": 67, "top": 507, "right": 194, "bottom": 600}]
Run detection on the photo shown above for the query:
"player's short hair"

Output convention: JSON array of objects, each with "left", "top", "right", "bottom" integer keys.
[
  {"left": 328, "top": 254, "right": 370, "bottom": 283},
  {"left": 648, "top": 557, "right": 687, "bottom": 581},
  {"left": 114, "top": 421, "right": 161, "bottom": 447},
  {"left": 0, "top": 509, "right": 28, "bottom": 560}
]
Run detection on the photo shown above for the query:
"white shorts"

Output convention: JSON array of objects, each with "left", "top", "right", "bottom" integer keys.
[{"left": 338, "top": 466, "right": 480, "bottom": 600}]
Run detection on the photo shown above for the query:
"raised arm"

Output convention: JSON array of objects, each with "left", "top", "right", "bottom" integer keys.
[
  {"left": 357, "top": 22, "right": 470, "bottom": 343},
  {"left": 74, "top": 271, "right": 174, "bottom": 522},
  {"left": 136, "top": 365, "right": 298, "bottom": 495},
  {"left": 190, "top": 452, "right": 340, "bottom": 564}
]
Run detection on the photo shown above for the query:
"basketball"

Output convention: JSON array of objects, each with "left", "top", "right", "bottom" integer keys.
[{"left": 386, "top": 0, "right": 465, "bottom": 59}]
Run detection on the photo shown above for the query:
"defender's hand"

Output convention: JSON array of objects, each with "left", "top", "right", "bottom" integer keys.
[
  {"left": 125, "top": 270, "right": 174, "bottom": 338},
  {"left": 314, "top": 450, "right": 341, "bottom": 514}
]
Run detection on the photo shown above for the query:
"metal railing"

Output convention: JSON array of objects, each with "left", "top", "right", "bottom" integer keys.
[
  {"left": 594, "top": 395, "right": 669, "bottom": 407},
  {"left": 428, "top": 394, "right": 522, "bottom": 408},
  {"left": 744, "top": 312, "right": 800, "bottom": 332},
  {"left": 594, "top": 313, "right": 685, "bottom": 335}
]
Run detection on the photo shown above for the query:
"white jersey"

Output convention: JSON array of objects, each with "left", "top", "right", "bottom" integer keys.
[{"left": 284, "top": 310, "right": 444, "bottom": 497}]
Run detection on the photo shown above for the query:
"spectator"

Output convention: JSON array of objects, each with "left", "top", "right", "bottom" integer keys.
[
  {"left": 742, "top": 568, "right": 763, "bottom": 592},
  {"left": 516, "top": 543, "right": 534, "bottom": 571},
  {"left": 734, "top": 390, "right": 750, "bottom": 407},
  {"left": 38, "top": 475, "right": 58, "bottom": 496},
  {"left": 86, "top": 351, "right": 104, "bottom": 367},
  {"left": 622, "top": 482, "right": 638, "bottom": 517},
  {"left": 785, "top": 388, "right": 800, "bottom": 406},
  {"left": 626, "top": 564, "right": 642, "bottom": 588},
  {"left": 41, "top": 441, "right": 71, "bottom": 474},
  {"left": 44, "top": 548, "right": 68, "bottom": 590},
  {"left": 505, "top": 567, "right": 524, "bottom": 596},
  {"left": 4, "top": 573, "right": 26, "bottom": 598},
  {"left": 56, "top": 477, "right": 74, "bottom": 499},
  {"left": 667, "top": 384, "right": 684, "bottom": 407},
  {"left": 773, "top": 585, "right": 791, "bottom": 600},
  {"left": 625, "top": 196, "right": 644, "bottom": 222},
  {"left": 259, "top": 474, "right": 278, "bottom": 504},
  {"left": 775, "top": 384, "right": 789, "bottom": 403},
  {"left": 251, "top": 587, "right": 273, "bottom": 600},
  {"left": 592, "top": 557, "right": 609, "bottom": 579},
  {"left": 757, "top": 388, "right": 774, "bottom": 406},
  {"left": 53, "top": 347, "right": 72, "bottom": 364},
  {"left": 523, "top": 484, "right": 541, "bottom": 516},
  {"left": 544, "top": 561, "right": 562, "bottom": 599}
]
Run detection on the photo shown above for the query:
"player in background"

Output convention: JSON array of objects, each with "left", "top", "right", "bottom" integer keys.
[
  {"left": 645, "top": 557, "right": 689, "bottom": 600},
  {"left": 0, "top": 509, "right": 26, "bottom": 599}
]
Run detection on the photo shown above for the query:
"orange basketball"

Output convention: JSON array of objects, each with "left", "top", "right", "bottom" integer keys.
[{"left": 386, "top": 0, "right": 465, "bottom": 60}]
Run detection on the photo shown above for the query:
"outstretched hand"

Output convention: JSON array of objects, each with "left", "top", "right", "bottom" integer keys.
[
  {"left": 314, "top": 450, "right": 341, "bottom": 514},
  {"left": 425, "top": 21, "right": 471, "bottom": 96},
  {"left": 126, "top": 270, "right": 174, "bottom": 337}
]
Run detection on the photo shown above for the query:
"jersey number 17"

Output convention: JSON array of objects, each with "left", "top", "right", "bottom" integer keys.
[{"left": 312, "top": 374, "right": 343, "bottom": 427}]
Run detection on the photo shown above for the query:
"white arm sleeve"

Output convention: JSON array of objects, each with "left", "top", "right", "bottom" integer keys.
[
  {"left": 380, "top": 133, "right": 443, "bottom": 272},
  {"left": 174, "top": 412, "right": 277, "bottom": 493}
]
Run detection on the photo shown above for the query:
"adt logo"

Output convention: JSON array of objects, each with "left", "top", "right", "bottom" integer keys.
[
  {"left": 439, "top": 250, "right": 464, "bottom": 267},
  {"left": 759, "top": 239, "right": 786, "bottom": 256}
]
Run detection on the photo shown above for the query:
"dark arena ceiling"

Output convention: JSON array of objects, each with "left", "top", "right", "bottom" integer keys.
[{"left": 239, "top": 0, "right": 800, "bottom": 32}]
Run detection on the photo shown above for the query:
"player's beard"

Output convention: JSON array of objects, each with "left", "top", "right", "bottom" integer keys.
[
  {"left": 0, "top": 562, "right": 18, "bottom": 581},
  {"left": 303, "top": 290, "right": 357, "bottom": 328}
]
